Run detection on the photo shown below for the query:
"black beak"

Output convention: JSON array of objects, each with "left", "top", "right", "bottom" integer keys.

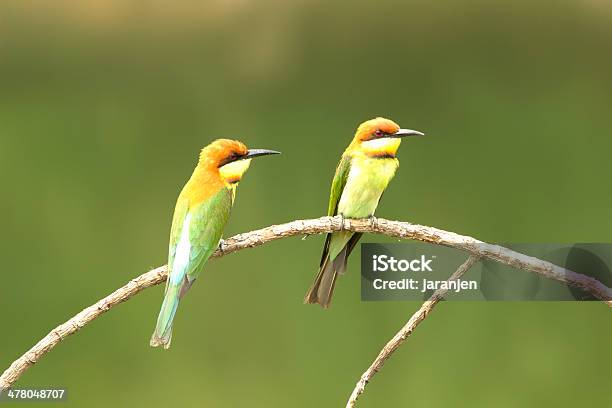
[
  {"left": 243, "top": 148, "right": 281, "bottom": 159},
  {"left": 391, "top": 129, "right": 425, "bottom": 138}
]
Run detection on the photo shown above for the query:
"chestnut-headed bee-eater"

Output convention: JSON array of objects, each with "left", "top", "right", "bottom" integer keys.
[
  {"left": 150, "top": 139, "right": 279, "bottom": 349},
  {"left": 304, "top": 117, "right": 425, "bottom": 308}
]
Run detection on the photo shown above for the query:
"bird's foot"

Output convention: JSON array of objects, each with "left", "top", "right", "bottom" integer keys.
[
  {"left": 368, "top": 215, "right": 379, "bottom": 228},
  {"left": 339, "top": 214, "right": 347, "bottom": 231},
  {"left": 218, "top": 239, "right": 227, "bottom": 253}
]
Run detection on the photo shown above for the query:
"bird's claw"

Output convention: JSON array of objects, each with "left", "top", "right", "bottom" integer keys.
[
  {"left": 368, "top": 215, "right": 378, "bottom": 228},
  {"left": 339, "top": 214, "right": 347, "bottom": 231},
  {"left": 218, "top": 239, "right": 226, "bottom": 253}
]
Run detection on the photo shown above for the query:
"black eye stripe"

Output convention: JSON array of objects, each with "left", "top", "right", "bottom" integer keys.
[{"left": 218, "top": 151, "right": 244, "bottom": 167}]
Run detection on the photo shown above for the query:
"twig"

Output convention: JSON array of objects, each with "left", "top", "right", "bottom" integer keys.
[
  {"left": 1, "top": 216, "right": 610, "bottom": 391},
  {"left": 346, "top": 255, "right": 481, "bottom": 408}
]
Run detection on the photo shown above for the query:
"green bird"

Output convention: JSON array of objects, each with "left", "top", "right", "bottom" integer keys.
[
  {"left": 151, "top": 139, "right": 279, "bottom": 349},
  {"left": 304, "top": 117, "right": 425, "bottom": 308}
]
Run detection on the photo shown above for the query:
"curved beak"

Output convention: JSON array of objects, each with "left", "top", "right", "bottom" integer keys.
[
  {"left": 392, "top": 129, "right": 425, "bottom": 138},
  {"left": 243, "top": 148, "right": 281, "bottom": 159}
]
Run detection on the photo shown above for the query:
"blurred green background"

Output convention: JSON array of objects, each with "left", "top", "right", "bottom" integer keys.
[{"left": 1, "top": 0, "right": 611, "bottom": 406}]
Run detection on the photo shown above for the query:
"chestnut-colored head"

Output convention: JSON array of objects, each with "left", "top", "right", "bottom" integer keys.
[
  {"left": 355, "top": 118, "right": 402, "bottom": 141},
  {"left": 351, "top": 117, "right": 424, "bottom": 158},
  {"left": 199, "top": 139, "right": 280, "bottom": 185},
  {"left": 199, "top": 139, "right": 249, "bottom": 167}
]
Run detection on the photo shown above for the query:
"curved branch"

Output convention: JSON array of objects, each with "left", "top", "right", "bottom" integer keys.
[{"left": 1, "top": 216, "right": 610, "bottom": 391}]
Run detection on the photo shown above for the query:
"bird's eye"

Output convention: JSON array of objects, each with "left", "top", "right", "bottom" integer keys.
[{"left": 374, "top": 130, "right": 384, "bottom": 138}]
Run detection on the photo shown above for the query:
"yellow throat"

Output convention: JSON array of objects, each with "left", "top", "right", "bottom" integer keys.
[
  {"left": 219, "top": 158, "right": 252, "bottom": 186},
  {"left": 360, "top": 137, "right": 401, "bottom": 158}
]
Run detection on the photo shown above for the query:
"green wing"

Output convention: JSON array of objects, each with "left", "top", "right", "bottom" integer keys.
[
  {"left": 327, "top": 153, "right": 352, "bottom": 216},
  {"left": 320, "top": 154, "right": 352, "bottom": 266},
  {"left": 167, "top": 188, "right": 233, "bottom": 288},
  {"left": 185, "top": 188, "right": 233, "bottom": 282}
]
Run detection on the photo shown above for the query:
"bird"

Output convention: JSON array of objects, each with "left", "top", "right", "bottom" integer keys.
[
  {"left": 150, "top": 139, "right": 280, "bottom": 349},
  {"left": 304, "top": 117, "right": 424, "bottom": 308}
]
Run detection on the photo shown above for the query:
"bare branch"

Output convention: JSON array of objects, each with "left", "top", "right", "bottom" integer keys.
[
  {"left": 1, "top": 216, "right": 610, "bottom": 391},
  {"left": 346, "top": 255, "right": 481, "bottom": 408},
  {"left": 0, "top": 266, "right": 167, "bottom": 392}
]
